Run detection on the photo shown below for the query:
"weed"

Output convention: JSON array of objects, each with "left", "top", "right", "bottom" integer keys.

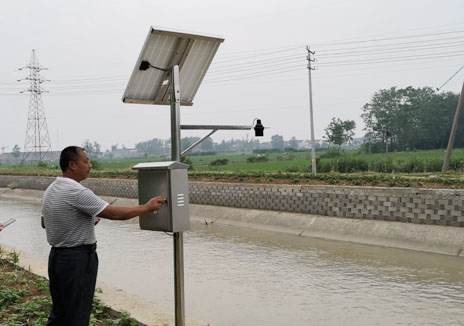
[
  {"left": 8, "top": 251, "right": 20, "bottom": 267},
  {"left": 7, "top": 182, "right": 19, "bottom": 190}
]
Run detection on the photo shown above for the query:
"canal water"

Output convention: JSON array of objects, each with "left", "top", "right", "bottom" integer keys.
[{"left": 1, "top": 197, "right": 464, "bottom": 326}]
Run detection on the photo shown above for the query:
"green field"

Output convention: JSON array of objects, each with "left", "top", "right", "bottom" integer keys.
[
  {"left": 2, "top": 149, "right": 464, "bottom": 188},
  {"left": 2, "top": 149, "right": 464, "bottom": 174}
]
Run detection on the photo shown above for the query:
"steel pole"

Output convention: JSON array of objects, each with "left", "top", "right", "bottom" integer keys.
[
  {"left": 170, "top": 65, "right": 185, "bottom": 326},
  {"left": 442, "top": 81, "right": 464, "bottom": 172},
  {"left": 171, "top": 65, "right": 181, "bottom": 162}
]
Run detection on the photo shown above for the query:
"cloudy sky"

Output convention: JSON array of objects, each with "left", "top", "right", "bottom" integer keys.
[{"left": 1, "top": 0, "right": 464, "bottom": 152}]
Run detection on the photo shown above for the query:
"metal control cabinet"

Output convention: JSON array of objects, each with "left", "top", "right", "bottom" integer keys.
[{"left": 133, "top": 161, "right": 190, "bottom": 232}]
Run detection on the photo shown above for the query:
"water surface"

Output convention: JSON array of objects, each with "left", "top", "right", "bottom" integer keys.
[{"left": 1, "top": 197, "right": 463, "bottom": 326}]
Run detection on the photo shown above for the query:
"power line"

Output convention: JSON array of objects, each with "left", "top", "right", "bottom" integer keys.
[
  {"left": 1, "top": 28, "right": 463, "bottom": 94},
  {"left": 437, "top": 65, "right": 464, "bottom": 91},
  {"left": 318, "top": 40, "right": 464, "bottom": 58},
  {"left": 312, "top": 29, "right": 464, "bottom": 47}
]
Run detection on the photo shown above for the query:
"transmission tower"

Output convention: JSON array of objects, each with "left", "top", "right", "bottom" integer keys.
[{"left": 18, "top": 49, "right": 52, "bottom": 163}]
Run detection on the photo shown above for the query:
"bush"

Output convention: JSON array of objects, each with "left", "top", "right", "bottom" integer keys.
[
  {"left": 318, "top": 150, "right": 342, "bottom": 159},
  {"left": 180, "top": 155, "right": 193, "bottom": 170},
  {"left": 247, "top": 156, "right": 269, "bottom": 163},
  {"left": 7, "top": 182, "right": 19, "bottom": 190},
  {"left": 335, "top": 157, "right": 369, "bottom": 173},
  {"left": 252, "top": 148, "right": 282, "bottom": 154},
  {"left": 36, "top": 161, "right": 48, "bottom": 168},
  {"left": 283, "top": 166, "right": 299, "bottom": 172},
  {"left": 210, "top": 159, "right": 229, "bottom": 166},
  {"left": 90, "top": 159, "right": 102, "bottom": 170},
  {"left": 189, "top": 151, "right": 217, "bottom": 156}
]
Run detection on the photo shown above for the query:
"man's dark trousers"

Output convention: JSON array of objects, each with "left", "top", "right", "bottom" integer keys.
[{"left": 47, "top": 244, "right": 98, "bottom": 326}]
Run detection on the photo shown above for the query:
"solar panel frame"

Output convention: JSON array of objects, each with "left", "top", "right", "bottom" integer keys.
[{"left": 122, "top": 26, "right": 224, "bottom": 106}]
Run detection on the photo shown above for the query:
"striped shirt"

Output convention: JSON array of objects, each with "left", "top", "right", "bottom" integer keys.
[{"left": 42, "top": 177, "right": 108, "bottom": 247}]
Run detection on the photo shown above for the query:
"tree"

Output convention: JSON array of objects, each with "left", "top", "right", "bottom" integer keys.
[
  {"left": 82, "top": 140, "right": 102, "bottom": 158},
  {"left": 271, "top": 135, "right": 284, "bottom": 150},
  {"left": 361, "top": 86, "right": 459, "bottom": 152},
  {"left": 135, "top": 138, "right": 169, "bottom": 156},
  {"left": 198, "top": 137, "right": 214, "bottom": 152},
  {"left": 324, "top": 118, "right": 356, "bottom": 150},
  {"left": 342, "top": 120, "right": 356, "bottom": 145},
  {"left": 289, "top": 137, "right": 299, "bottom": 149},
  {"left": 180, "top": 137, "right": 201, "bottom": 152}
]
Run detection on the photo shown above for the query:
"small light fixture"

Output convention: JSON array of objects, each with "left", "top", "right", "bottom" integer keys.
[
  {"left": 139, "top": 60, "right": 150, "bottom": 71},
  {"left": 254, "top": 119, "right": 264, "bottom": 137}
]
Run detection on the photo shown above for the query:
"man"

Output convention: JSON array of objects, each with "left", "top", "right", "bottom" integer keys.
[{"left": 42, "top": 146, "right": 166, "bottom": 326}]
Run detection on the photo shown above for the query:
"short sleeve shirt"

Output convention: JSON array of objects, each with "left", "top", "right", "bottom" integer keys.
[{"left": 42, "top": 177, "right": 108, "bottom": 247}]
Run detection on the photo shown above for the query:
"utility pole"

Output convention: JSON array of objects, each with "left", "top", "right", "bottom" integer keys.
[
  {"left": 18, "top": 49, "right": 52, "bottom": 164},
  {"left": 307, "top": 46, "right": 317, "bottom": 173},
  {"left": 442, "top": 81, "right": 464, "bottom": 172}
]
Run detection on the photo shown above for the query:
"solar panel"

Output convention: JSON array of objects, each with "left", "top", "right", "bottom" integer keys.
[{"left": 122, "top": 26, "right": 224, "bottom": 106}]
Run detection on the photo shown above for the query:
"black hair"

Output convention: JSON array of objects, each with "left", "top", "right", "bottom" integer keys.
[{"left": 60, "top": 146, "right": 84, "bottom": 172}]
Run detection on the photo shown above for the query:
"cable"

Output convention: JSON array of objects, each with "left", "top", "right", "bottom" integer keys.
[
  {"left": 1, "top": 28, "right": 463, "bottom": 94},
  {"left": 318, "top": 41, "right": 464, "bottom": 58},
  {"left": 311, "top": 29, "right": 464, "bottom": 47},
  {"left": 213, "top": 46, "right": 303, "bottom": 65},
  {"left": 437, "top": 65, "right": 464, "bottom": 91}
]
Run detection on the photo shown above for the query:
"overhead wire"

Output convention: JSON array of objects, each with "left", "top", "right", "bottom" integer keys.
[
  {"left": 1, "top": 28, "right": 463, "bottom": 95},
  {"left": 437, "top": 65, "right": 464, "bottom": 91}
]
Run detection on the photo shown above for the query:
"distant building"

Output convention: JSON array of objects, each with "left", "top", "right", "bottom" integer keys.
[
  {"left": 0, "top": 151, "right": 60, "bottom": 165},
  {"left": 110, "top": 145, "right": 140, "bottom": 158}
]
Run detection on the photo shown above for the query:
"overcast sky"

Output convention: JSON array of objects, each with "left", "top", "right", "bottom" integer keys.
[{"left": 1, "top": 0, "right": 464, "bottom": 152}]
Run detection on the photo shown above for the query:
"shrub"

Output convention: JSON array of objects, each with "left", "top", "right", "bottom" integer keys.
[
  {"left": 318, "top": 150, "right": 342, "bottom": 159},
  {"left": 332, "top": 157, "right": 367, "bottom": 173},
  {"left": 283, "top": 166, "right": 299, "bottom": 172},
  {"left": 36, "top": 161, "right": 48, "bottom": 168},
  {"left": 180, "top": 155, "right": 193, "bottom": 170},
  {"left": 7, "top": 182, "right": 19, "bottom": 190},
  {"left": 189, "top": 151, "right": 217, "bottom": 156},
  {"left": 210, "top": 159, "right": 229, "bottom": 166},
  {"left": 247, "top": 156, "right": 269, "bottom": 163},
  {"left": 90, "top": 159, "right": 102, "bottom": 170}
]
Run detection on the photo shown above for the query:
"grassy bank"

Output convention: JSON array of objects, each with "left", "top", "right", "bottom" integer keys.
[{"left": 0, "top": 248, "right": 139, "bottom": 326}]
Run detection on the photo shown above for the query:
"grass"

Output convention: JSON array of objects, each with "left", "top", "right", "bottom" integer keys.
[{"left": 0, "top": 247, "right": 139, "bottom": 326}]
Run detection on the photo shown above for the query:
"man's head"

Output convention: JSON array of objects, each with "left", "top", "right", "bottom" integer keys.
[{"left": 60, "top": 146, "right": 92, "bottom": 182}]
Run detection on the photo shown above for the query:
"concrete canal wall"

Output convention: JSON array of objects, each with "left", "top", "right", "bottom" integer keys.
[{"left": 1, "top": 175, "right": 464, "bottom": 227}]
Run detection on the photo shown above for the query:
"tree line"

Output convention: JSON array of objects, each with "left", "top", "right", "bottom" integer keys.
[{"left": 361, "top": 86, "right": 459, "bottom": 153}]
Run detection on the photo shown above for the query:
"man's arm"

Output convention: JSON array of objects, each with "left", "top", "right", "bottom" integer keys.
[
  {"left": 0, "top": 224, "right": 3, "bottom": 231},
  {"left": 98, "top": 196, "right": 167, "bottom": 221}
]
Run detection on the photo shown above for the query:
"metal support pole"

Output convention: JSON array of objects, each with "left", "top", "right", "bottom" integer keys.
[
  {"left": 170, "top": 65, "right": 185, "bottom": 326},
  {"left": 307, "top": 46, "right": 317, "bottom": 173},
  {"left": 171, "top": 65, "right": 181, "bottom": 162},
  {"left": 442, "top": 81, "right": 464, "bottom": 172},
  {"left": 174, "top": 232, "right": 185, "bottom": 326}
]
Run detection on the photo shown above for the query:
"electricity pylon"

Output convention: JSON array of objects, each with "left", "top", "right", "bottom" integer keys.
[{"left": 18, "top": 49, "right": 52, "bottom": 163}]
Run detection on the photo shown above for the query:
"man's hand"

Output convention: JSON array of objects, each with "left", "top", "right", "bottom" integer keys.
[
  {"left": 98, "top": 197, "right": 168, "bottom": 221},
  {"left": 0, "top": 224, "right": 3, "bottom": 232},
  {"left": 144, "top": 196, "right": 167, "bottom": 213}
]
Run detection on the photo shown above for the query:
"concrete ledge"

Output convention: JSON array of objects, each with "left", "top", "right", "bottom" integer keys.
[{"left": 2, "top": 187, "right": 463, "bottom": 257}]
